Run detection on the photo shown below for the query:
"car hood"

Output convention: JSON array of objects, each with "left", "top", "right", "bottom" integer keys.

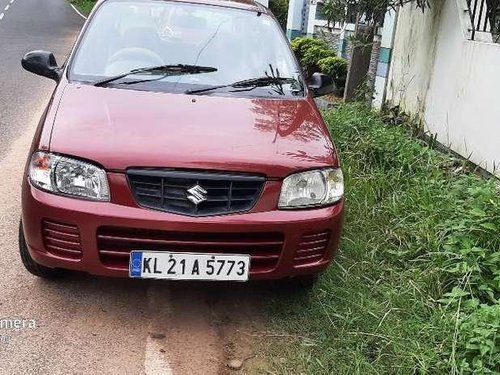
[{"left": 49, "top": 84, "right": 337, "bottom": 178}]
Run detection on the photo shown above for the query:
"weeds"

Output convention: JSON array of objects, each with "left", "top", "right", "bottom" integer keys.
[
  {"left": 70, "top": 0, "right": 95, "bottom": 14},
  {"left": 263, "top": 103, "right": 500, "bottom": 374}
]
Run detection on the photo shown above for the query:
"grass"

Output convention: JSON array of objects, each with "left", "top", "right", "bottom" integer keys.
[
  {"left": 69, "top": 0, "right": 96, "bottom": 15},
  {"left": 260, "top": 104, "right": 500, "bottom": 374}
]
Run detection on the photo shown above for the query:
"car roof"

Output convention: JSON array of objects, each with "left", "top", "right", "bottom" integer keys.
[{"left": 95, "top": 0, "right": 269, "bottom": 14}]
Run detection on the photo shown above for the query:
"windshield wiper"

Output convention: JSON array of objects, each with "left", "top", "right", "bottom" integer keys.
[
  {"left": 94, "top": 64, "right": 217, "bottom": 87},
  {"left": 184, "top": 76, "right": 299, "bottom": 95}
]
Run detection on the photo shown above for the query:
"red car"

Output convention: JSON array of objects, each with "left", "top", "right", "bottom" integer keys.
[{"left": 19, "top": 0, "right": 343, "bottom": 285}]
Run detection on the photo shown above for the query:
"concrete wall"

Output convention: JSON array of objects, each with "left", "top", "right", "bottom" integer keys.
[
  {"left": 425, "top": 0, "right": 500, "bottom": 174},
  {"left": 387, "top": 0, "right": 500, "bottom": 175},
  {"left": 386, "top": 2, "right": 443, "bottom": 114}
]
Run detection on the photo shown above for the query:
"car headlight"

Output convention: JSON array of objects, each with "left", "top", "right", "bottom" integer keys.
[
  {"left": 278, "top": 168, "right": 343, "bottom": 209},
  {"left": 29, "top": 151, "right": 110, "bottom": 201}
]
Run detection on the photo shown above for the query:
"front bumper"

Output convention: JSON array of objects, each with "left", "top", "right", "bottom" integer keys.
[{"left": 22, "top": 172, "right": 344, "bottom": 280}]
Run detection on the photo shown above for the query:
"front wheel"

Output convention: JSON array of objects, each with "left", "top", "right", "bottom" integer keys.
[
  {"left": 277, "top": 274, "right": 319, "bottom": 291},
  {"left": 293, "top": 274, "right": 318, "bottom": 289},
  {"left": 19, "top": 220, "right": 62, "bottom": 279}
]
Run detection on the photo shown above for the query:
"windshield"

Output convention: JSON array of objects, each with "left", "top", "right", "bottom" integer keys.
[{"left": 69, "top": 0, "right": 303, "bottom": 97}]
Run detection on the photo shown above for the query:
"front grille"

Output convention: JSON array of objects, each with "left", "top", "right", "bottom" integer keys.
[
  {"left": 128, "top": 169, "right": 265, "bottom": 216},
  {"left": 42, "top": 219, "right": 82, "bottom": 260},
  {"left": 97, "top": 226, "right": 283, "bottom": 273},
  {"left": 294, "top": 231, "right": 331, "bottom": 266}
]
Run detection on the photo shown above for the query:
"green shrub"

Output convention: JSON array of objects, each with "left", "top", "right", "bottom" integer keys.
[
  {"left": 457, "top": 302, "right": 500, "bottom": 374},
  {"left": 318, "top": 56, "right": 348, "bottom": 92},
  {"left": 290, "top": 37, "right": 330, "bottom": 58},
  {"left": 302, "top": 46, "right": 335, "bottom": 73},
  {"left": 318, "top": 56, "right": 348, "bottom": 79},
  {"left": 290, "top": 37, "right": 335, "bottom": 75}
]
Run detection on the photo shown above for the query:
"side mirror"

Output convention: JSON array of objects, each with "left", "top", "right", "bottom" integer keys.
[
  {"left": 21, "top": 51, "right": 61, "bottom": 81},
  {"left": 308, "top": 72, "right": 335, "bottom": 98}
]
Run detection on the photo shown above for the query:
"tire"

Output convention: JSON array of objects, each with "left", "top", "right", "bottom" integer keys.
[
  {"left": 278, "top": 274, "right": 319, "bottom": 291},
  {"left": 294, "top": 274, "right": 319, "bottom": 289},
  {"left": 19, "top": 220, "right": 62, "bottom": 279}
]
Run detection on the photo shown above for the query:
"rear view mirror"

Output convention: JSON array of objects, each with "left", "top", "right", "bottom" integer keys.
[
  {"left": 21, "top": 50, "right": 61, "bottom": 82},
  {"left": 308, "top": 73, "right": 335, "bottom": 97}
]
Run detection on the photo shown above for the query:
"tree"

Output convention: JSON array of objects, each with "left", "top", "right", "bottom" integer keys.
[
  {"left": 269, "top": 0, "right": 290, "bottom": 30},
  {"left": 320, "top": 0, "right": 348, "bottom": 29},
  {"left": 319, "top": 0, "right": 428, "bottom": 29}
]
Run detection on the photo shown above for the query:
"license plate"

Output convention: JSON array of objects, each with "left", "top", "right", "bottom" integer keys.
[{"left": 129, "top": 251, "right": 250, "bottom": 281}]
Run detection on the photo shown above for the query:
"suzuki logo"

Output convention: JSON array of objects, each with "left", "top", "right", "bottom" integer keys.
[{"left": 187, "top": 185, "right": 208, "bottom": 206}]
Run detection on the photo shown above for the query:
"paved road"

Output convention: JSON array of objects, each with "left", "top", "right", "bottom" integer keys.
[
  {"left": 0, "top": 0, "right": 82, "bottom": 158},
  {"left": 0, "top": 2, "right": 270, "bottom": 374}
]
